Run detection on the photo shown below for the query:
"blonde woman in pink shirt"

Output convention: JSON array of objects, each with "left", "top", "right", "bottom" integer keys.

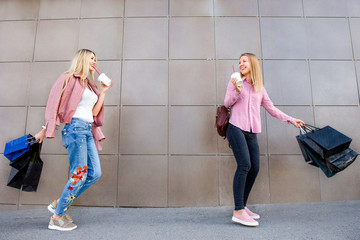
[
  {"left": 34, "top": 49, "right": 112, "bottom": 231},
  {"left": 224, "top": 53, "right": 304, "bottom": 227}
]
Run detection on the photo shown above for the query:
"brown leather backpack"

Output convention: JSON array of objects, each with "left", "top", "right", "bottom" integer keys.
[{"left": 216, "top": 105, "right": 230, "bottom": 139}]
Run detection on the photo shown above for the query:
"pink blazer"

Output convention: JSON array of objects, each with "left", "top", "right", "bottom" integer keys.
[{"left": 44, "top": 72, "right": 105, "bottom": 150}]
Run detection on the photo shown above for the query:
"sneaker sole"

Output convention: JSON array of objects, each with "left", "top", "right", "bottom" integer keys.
[
  {"left": 232, "top": 216, "right": 259, "bottom": 227},
  {"left": 48, "top": 224, "right": 77, "bottom": 231},
  {"left": 250, "top": 215, "right": 260, "bottom": 220}
]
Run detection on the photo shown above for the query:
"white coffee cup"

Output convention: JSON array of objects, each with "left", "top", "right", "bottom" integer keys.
[
  {"left": 231, "top": 72, "right": 242, "bottom": 87},
  {"left": 97, "top": 73, "right": 111, "bottom": 86}
]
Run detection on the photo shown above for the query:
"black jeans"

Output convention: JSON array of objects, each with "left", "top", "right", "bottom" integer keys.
[{"left": 226, "top": 123, "right": 260, "bottom": 210}]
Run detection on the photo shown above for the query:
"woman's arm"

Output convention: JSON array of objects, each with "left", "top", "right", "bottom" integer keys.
[
  {"left": 261, "top": 88, "right": 304, "bottom": 128},
  {"left": 35, "top": 73, "right": 68, "bottom": 143},
  {"left": 92, "top": 80, "right": 113, "bottom": 117},
  {"left": 224, "top": 78, "right": 243, "bottom": 108}
]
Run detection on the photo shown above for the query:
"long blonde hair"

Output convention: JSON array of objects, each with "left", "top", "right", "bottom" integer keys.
[
  {"left": 240, "top": 53, "right": 263, "bottom": 92},
  {"left": 62, "top": 49, "right": 97, "bottom": 94}
]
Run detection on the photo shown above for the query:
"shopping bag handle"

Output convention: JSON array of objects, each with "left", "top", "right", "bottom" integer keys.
[
  {"left": 27, "top": 136, "right": 39, "bottom": 145},
  {"left": 304, "top": 124, "right": 319, "bottom": 130},
  {"left": 299, "top": 124, "right": 319, "bottom": 135},
  {"left": 299, "top": 126, "right": 306, "bottom": 135},
  {"left": 29, "top": 139, "right": 40, "bottom": 144}
]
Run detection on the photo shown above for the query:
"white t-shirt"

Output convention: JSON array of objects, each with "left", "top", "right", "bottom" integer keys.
[{"left": 72, "top": 86, "right": 98, "bottom": 123}]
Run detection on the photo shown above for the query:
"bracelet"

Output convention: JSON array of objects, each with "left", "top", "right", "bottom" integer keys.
[{"left": 42, "top": 125, "right": 46, "bottom": 130}]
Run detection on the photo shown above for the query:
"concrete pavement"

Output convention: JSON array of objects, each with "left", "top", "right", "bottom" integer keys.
[{"left": 0, "top": 201, "right": 359, "bottom": 240}]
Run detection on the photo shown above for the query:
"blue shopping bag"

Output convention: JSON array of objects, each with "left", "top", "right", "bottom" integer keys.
[{"left": 4, "top": 135, "right": 37, "bottom": 162}]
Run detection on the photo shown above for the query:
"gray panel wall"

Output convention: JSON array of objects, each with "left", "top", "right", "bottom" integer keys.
[{"left": 1, "top": 0, "right": 359, "bottom": 209}]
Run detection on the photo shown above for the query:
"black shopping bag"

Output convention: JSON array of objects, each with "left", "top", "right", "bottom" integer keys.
[
  {"left": 305, "top": 125, "right": 352, "bottom": 159},
  {"left": 9, "top": 141, "right": 38, "bottom": 170},
  {"left": 297, "top": 128, "right": 335, "bottom": 177},
  {"left": 6, "top": 142, "right": 43, "bottom": 192},
  {"left": 302, "top": 144, "right": 337, "bottom": 178},
  {"left": 9, "top": 154, "right": 31, "bottom": 170},
  {"left": 296, "top": 125, "right": 357, "bottom": 177},
  {"left": 7, "top": 164, "right": 29, "bottom": 189},
  {"left": 4, "top": 134, "right": 37, "bottom": 162},
  {"left": 324, "top": 148, "right": 358, "bottom": 173},
  {"left": 22, "top": 143, "right": 43, "bottom": 192},
  {"left": 296, "top": 134, "right": 318, "bottom": 167}
]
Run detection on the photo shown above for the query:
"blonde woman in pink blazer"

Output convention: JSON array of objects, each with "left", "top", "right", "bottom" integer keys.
[{"left": 35, "top": 49, "right": 112, "bottom": 231}]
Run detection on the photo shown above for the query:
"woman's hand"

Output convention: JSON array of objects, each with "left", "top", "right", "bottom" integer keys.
[
  {"left": 231, "top": 77, "right": 243, "bottom": 94},
  {"left": 293, "top": 119, "right": 305, "bottom": 128},
  {"left": 100, "top": 79, "right": 113, "bottom": 94},
  {"left": 34, "top": 129, "right": 46, "bottom": 143}
]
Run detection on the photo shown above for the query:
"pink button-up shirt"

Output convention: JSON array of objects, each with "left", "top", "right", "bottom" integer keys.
[
  {"left": 44, "top": 72, "right": 105, "bottom": 150},
  {"left": 224, "top": 78, "right": 295, "bottom": 133}
]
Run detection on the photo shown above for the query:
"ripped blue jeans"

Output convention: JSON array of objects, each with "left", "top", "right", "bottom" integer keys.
[{"left": 55, "top": 118, "right": 101, "bottom": 216}]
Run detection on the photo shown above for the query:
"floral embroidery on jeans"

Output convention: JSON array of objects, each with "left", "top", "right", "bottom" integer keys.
[
  {"left": 69, "top": 166, "right": 88, "bottom": 188},
  {"left": 62, "top": 166, "right": 88, "bottom": 210},
  {"left": 63, "top": 193, "right": 76, "bottom": 211}
]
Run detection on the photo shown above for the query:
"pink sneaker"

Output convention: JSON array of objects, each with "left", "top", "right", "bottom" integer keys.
[
  {"left": 245, "top": 207, "right": 260, "bottom": 219},
  {"left": 232, "top": 210, "right": 259, "bottom": 227}
]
